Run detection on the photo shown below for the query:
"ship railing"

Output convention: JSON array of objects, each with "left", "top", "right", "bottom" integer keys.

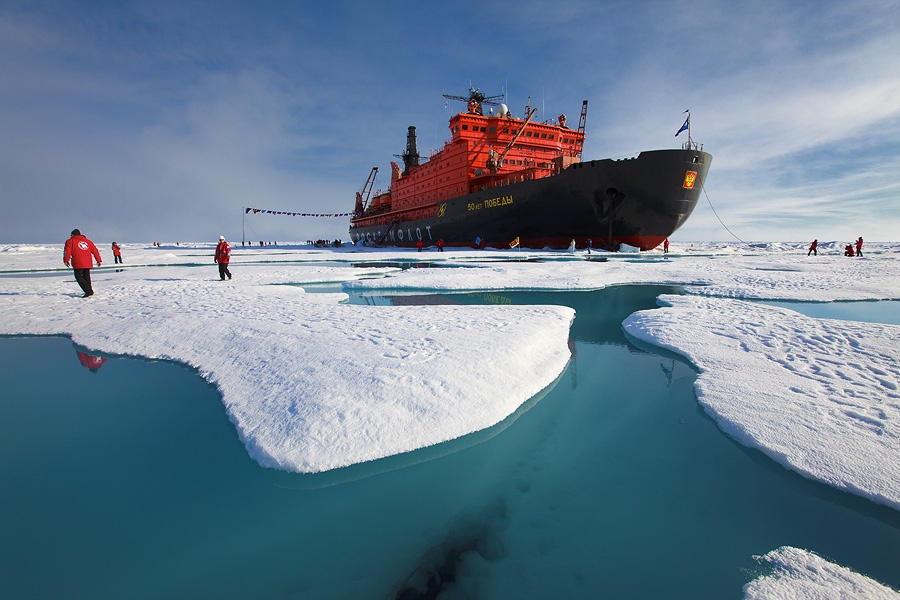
[
  {"left": 427, "top": 140, "right": 454, "bottom": 159},
  {"left": 682, "top": 140, "right": 704, "bottom": 151},
  {"left": 470, "top": 167, "right": 541, "bottom": 193}
]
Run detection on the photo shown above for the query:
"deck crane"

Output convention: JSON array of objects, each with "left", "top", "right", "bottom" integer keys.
[
  {"left": 486, "top": 108, "right": 537, "bottom": 173},
  {"left": 354, "top": 167, "right": 378, "bottom": 214},
  {"left": 576, "top": 100, "right": 588, "bottom": 158}
]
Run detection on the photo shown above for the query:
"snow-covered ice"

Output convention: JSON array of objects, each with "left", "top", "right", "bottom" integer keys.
[
  {"left": 344, "top": 243, "right": 900, "bottom": 302},
  {"left": 0, "top": 251, "right": 573, "bottom": 473},
  {"left": 744, "top": 547, "right": 899, "bottom": 600},
  {"left": 3, "top": 240, "right": 900, "bottom": 596},
  {"left": 623, "top": 294, "right": 900, "bottom": 510}
]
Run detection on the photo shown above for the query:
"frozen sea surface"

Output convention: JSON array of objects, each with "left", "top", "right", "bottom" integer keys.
[{"left": 2, "top": 241, "right": 900, "bottom": 598}]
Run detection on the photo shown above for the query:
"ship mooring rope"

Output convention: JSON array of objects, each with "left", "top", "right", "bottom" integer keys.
[{"left": 703, "top": 185, "right": 748, "bottom": 244}]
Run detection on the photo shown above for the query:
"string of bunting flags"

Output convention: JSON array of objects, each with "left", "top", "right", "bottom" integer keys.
[{"left": 245, "top": 207, "right": 356, "bottom": 217}]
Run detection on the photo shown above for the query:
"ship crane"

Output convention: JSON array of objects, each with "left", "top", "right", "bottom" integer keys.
[
  {"left": 486, "top": 108, "right": 537, "bottom": 173},
  {"left": 354, "top": 167, "right": 378, "bottom": 214},
  {"left": 443, "top": 87, "right": 504, "bottom": 116},
  {"left": 576, "top": 100, "right": 588, "bottom": 158}
]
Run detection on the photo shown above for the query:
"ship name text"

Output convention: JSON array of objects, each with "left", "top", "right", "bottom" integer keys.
[{"left": 468, "top": 195, "right": 513, "bottom": 212}]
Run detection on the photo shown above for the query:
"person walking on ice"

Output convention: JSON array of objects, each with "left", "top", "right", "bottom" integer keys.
[
  {"left": 63, "top": 228, "right": 101, "bottom": 297},
  {"left": 808, "top": 239, "right": 818, "bottom": 256},
  {"left": 856, "top": 237, "right": 863, "bottom": 257},
  {"left": 215, "top": 235, "right": 232, "bottom": 280},
  {"left": 111, "top": 242, "right": 123, "bottom": 264}
]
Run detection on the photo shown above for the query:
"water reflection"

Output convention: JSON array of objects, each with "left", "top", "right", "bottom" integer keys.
[{"left": 76, "top": 350, "right": 107, "bottom": 372}]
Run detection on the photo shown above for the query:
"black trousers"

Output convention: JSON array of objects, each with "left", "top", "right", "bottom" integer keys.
[
  {"left": 114, "top": 255, "right": 122, "bottom": 264},
  {"left": 218, "top": 262, "right": 231, "bottom": 280},
  {"left": 73, "top": 268, "right": 93, "bottom": 295}
]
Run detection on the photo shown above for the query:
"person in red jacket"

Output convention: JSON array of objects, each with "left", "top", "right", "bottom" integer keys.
[
  {"left": 63, "top": 228, "right": 101, "bottom": 297},
  {"left": 214, "top": 235, "right": 232, "bottom": 280},
  {"left": 111, "top": 242, "right": 123, "bottom": 264}
]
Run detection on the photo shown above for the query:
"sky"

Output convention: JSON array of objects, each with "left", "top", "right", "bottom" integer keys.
[{"left": 1, "top": 0, "right": 898, "bottom": 244}]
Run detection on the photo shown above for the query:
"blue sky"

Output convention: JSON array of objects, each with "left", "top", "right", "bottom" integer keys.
[{"left": 1, "top": 0, "right": 898, "bottom": 244}]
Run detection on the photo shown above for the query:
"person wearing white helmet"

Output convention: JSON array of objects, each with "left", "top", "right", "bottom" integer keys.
[{"left": 214, "top": 235, "right": 232, "bottom": 280}]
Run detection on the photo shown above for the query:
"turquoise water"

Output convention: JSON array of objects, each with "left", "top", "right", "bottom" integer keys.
[
  {"left": 753, "top": 299, "right": 900, "bottom": 325},
  {"left": 2, "top": 287, "right": 900, "bottom": 599}
]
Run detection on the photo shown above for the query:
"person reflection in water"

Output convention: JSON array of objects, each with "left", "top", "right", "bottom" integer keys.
[{"left": 77, "top": 351, "right": 107, "bottom": 372}]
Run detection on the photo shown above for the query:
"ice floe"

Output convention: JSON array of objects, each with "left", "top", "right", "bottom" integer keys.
[
  {"left": 743, "top": 546, "right": 899, "bottom": 599},
  {"left": 0, "top": 259, "right": 572, "bottom": 472},
  {"left": 623, "top": 294, "right": 900, "bottom": 510}
]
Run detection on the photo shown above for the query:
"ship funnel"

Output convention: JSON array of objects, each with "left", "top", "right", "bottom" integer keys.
[{"left": 402, "top": 126, "right": 420, "bottom": 175}]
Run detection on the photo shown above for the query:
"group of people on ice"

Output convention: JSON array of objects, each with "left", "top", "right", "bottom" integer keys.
[
  {"left": 808, "top": 237, "right": 864, "bottom": 257},
  {"left": 63, "top": 229, "right": 237, "bottom": 297},
  {"left": 844, "top": 237, "right": 864, "bottom": 256}
]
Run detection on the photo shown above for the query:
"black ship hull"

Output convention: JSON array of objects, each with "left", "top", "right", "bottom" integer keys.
[{"left": 349, "top": 148, "right": 711, "bottom": 251}]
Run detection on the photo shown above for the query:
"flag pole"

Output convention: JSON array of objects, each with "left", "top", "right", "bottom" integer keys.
[
  {"left": 687, "top": 110, "right": 692, "bottom": 148},
  {"left": 242, "top": 207, "right": 245, "bottom": 246},
  {"left": 683, "top": 109, "right": 691, "bottom": 149}
]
